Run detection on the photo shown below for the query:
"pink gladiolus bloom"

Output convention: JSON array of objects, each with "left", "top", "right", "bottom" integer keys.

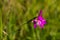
[{"left": 32, "top": 10, "right": 46, "bottom": 28}]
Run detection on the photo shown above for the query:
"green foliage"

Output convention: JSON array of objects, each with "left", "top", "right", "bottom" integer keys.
[{"left": 1, "top": 0, "right": 60, "bottom": 40}]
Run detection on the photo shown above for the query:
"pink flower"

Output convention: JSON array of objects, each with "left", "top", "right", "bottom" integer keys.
[{"left": 32, "top": 10, "right": 46, "bottom": 28}]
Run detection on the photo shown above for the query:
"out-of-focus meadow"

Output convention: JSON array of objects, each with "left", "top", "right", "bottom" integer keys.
[{"left": 0, "top": 0, "right": 60, "bottom": 40}]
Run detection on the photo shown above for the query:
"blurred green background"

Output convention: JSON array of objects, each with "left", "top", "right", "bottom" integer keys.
[{"left": 0, "top": 0, "right": 60, "bottom": 40}]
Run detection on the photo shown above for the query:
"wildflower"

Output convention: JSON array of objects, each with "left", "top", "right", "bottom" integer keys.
[{"left": 32, "top": 10, "right": 46, "bottom": 28}]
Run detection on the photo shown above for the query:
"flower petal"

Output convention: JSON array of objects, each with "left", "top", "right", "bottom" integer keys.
[
  {"left": 42, "top": 20, "right": 46, "bottom": 24},
  {"left": 34, "top": 24, "right": 37, "bottom": 28},
  {"left": 37, "top": 19, "right": 46, "bottom": 28},
  {"left": 32, "top": 19, "right": 37, "bottom": 28},
  {"left": 40, "top": 24, "right": 44, "bottom": 28},
  {"left": 37, "top": 16, "right": 44, "bottom": 20}
]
